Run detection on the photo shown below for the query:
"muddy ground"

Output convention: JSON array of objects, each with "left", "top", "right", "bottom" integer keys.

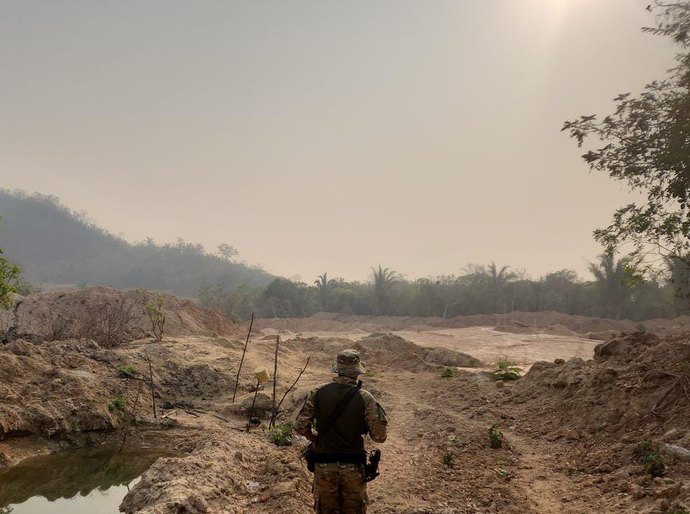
[{"left": 1, "top": 289, "right": 689, "bottom": 513}]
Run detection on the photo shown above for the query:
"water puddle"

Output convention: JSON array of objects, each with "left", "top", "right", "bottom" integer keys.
[{"left": 0, "top": 446, "right": 176, "bottom": 514}]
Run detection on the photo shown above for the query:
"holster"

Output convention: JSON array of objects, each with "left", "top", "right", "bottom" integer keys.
[
  {"left": 303, "top": 445, "right": 316, "bottom": 473},
  {"left": 364, "top": 449, "right": 381, "bottom": 482}
]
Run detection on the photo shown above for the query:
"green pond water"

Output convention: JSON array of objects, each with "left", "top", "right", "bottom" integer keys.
[{"left": 0, "top": 446, "right": 176, "bottom": 514}]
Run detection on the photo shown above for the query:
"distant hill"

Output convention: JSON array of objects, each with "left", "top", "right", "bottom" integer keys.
[{"left": 0, "top": 190, "right": 273, "bottom": 297}]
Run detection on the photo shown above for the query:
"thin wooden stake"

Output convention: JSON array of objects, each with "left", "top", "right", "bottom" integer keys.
[
  {"left": 119, "top": 380, "right": 144, "bottom": 453},
  {"left": 270, "top": 335, "right": 280, "bottom": 428},
  {"left": 274, "top": 356, "right": 310, "bottom": 417},
  {"left": 144, "top": 350, "right": 157, "bottom": 419},
  {"left": 232, "top": 312, "right": 254, "bottom": 403}
]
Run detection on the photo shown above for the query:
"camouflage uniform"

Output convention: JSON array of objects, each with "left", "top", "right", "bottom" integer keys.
[{"left": 295, "top": 350, "right": 387, "bottom": 514}]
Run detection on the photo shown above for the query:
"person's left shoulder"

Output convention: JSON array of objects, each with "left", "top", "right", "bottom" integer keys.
[
  {"left": 359, "top": 388, "right": 385, "bottom": 412},
  {"left": 359, "top": 387, "right": 388, "bottom": 426},
  {"left": 358, "top": 387, "right": 377, "bottom": 404}
]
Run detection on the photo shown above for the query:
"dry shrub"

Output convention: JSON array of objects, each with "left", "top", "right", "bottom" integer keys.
[{"left": 78, "top": 297, "right": 135, "bottom": 347}]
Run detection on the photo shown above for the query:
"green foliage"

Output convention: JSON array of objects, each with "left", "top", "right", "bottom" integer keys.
[
  {"left": 442, "top": 450, "right": 454, "bottom": 468},
  {"left": 0, "top": 217, "right": 21, "bottom": 309},
  {"left": 371, "top": 265, "right": 400, "bottom": 315},
  {"left": 489, "top": 424, "right": 504, "bottom": 449},
  {"left": 117, "top": 365, "right": 137, "bottom": 378},
  {"left": 562, "top": 3, "right": 690, "bottom": 287},
  {"left": 441, "top": 367, "right": 454, "bottom": 378},
  {"left": 314, "top": 272, "right": 335, "bottom": 312},
  {"left": 261, "top": 278, "right": 317, "bottom": 318},
  {"left": 491, "top": 360, "right": 521, "bottom": 381},
  {"left": 634, "top": 441, "right": 666, "bottom": 478},
  {"left": 587, "top": 252, "right": 643, "bottom": 320},
  {"left": 108, "top": 397, "right": 126, "bottom": 412},
  {"left": 565, "top": 463, "right": 584, "bottom": 476},
  {"left": 269, "top": 422, "right": 293, "bottom": 447},
  {"left": 201, "top": 259, "right": 685, "bottom": 322},
  {"left": 495, "top": 467, "right": 511, "bottom": 479},
  {"left": 144, "top": 295, "right": 166, "bottom": 342},
  {"left": 0, "top": 250, "right": 20, "bottom": 310}
]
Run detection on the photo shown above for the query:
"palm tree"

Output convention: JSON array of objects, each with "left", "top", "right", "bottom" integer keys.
[
  {"left": 314, "top": 272, "right": 333, "bottom": 312},
  {"left": 587, "top": 251, "right": 631, "bottom": 319},
  {"left": 486, "top": 262, "right": 517, "bottom": 312},
  {"left": 371, "top": 265, "right": 399, "bottom": 315}
]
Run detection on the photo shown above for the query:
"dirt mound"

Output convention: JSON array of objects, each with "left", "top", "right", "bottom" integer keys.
[
  {"left": 508, "top": 332, "right": 690, "bottom": 510},
  {"left": 0, "top": 339, "right": 132, "bottom": 440},
  {"left": 121, "top": 436, "right": 313, "bottom": 514},
  {"left": 515, "top": 332, "right": 690, "bottom": 436},
  {"left": 354, "top": 333, "right": 482, "bottom": 372},
  {"left": 252, "top": 310, "right": 686, "bottom": 337},
  {"left": 2, "top": 287, "right": 236, "bottom": 346},
  {"left": 495, "top": 322, "right": 582, "bottom": 338},
  {"left": 0, "top": 334, "right": 243, "bottom": 446},
  {"left": 160, "top": 362, "right": 235, "bottom": 400}
]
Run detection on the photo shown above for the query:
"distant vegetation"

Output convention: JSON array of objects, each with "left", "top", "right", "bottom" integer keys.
[
  {"left": 0, "top": 190, "right": 273, "bottom": 297},
  {"left": 200, "top": 256, "right": 688, "bottom": 322},
  {"left": 0, "top": 215, "right": 22, "bottom": 308},
  {"left": 1, "top": 189, "right": 686, "bottom": 322}
]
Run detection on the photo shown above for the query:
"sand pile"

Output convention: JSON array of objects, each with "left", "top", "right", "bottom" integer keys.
[{"left": 354, "top": 333, "right": 482, "bottom": 372}]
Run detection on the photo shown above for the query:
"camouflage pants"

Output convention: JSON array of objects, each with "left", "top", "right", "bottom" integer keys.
[{"left": 313, "top": 462, "right": 367, "bottom": 514}]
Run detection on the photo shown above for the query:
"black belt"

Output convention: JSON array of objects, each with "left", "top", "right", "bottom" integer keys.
[{"left": 313, "top": 452, "right": 366, "bottom": 465}]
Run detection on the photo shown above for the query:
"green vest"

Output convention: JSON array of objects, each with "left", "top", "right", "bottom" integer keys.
[{"left": 314, "top": 382, "right": 367, "bottom": 456}]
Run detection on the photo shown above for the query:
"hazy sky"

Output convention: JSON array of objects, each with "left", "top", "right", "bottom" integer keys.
[{"left": 0, "top": 1, "right": 678, "bottom": 282}]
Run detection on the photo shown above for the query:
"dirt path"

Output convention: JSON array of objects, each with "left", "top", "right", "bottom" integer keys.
[
  {"left": 360, "top": 369, "right": 533, "bottom": 513},
  {"left": 356, "top": 367, "right": 606, "bottom": 513},
  {"left": 507, "top": 432, "right": 584, "bottom": 514}
]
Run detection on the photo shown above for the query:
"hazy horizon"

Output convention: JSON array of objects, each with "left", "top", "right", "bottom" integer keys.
[{"left": 0, "top": 1, "right": 678, "bottom": 282}]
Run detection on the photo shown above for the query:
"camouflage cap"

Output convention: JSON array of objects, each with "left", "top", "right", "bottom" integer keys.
[{"left": 331, "top": 349, "right": 365, "bottom": 377}]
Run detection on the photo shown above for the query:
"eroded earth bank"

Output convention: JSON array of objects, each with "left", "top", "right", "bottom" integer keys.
[{"left": 1, "top": 287, "right": 689, "bottom": 513}]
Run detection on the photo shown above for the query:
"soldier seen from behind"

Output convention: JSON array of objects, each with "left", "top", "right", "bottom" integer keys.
[{"left": 295, "top": 349, "right": 388, "bottom": 513}]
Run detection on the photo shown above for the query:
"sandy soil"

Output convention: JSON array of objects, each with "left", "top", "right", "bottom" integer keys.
[
  {"left": 284, "top": 327, "right": 597, "bottom": 368},
  {"left": 2, "top": 298, "right": 689, "bottom": 513}
]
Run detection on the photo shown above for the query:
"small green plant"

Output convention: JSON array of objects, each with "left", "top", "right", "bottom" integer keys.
[
  {"left": 491, "top": 359, "right": 521, "bottom": 381},
  {"left": 144, "top": 295, "right": 166, "bottom": 342},
  {"left": 70, "top": 420, "right": 81, "bottom": 432},
  {"left": 0, "top": 237, "right": 21, "bottom": 310},
  {"left": 495, "top": 467, "right": 511, "bottom": 479},
  {"left": 441, "top": 367, "right": 454, "bottom": 378},
  {"left": 270, "top": 422, "right": 293, "bottom": 447},
  {"left": 108, "top": 396, "right": 126, "bottom": 412},
  {"left": 634, "top": 441, "right": 665, "bottom": 477},
  {"left": 489, "top": 424, "right": 504, "bottom": 449},
  {"left": 442, "top": 450, "right": 454, "bottom": 468},
  {"left": 565, "top": 462, "right": 584, "bottom": 476},
  {"left": 117, "top": 365, "right": 137, "bottom": 378}
]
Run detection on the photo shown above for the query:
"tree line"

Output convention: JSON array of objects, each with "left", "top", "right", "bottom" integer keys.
[{"left": 199, "top": 257, "right": 688, "bottom": 322}]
